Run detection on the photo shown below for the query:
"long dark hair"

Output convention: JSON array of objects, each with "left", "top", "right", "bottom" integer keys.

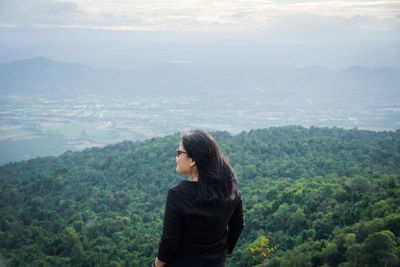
[{"left": 181, "top": 129, "right": 240, "bottom": 204}]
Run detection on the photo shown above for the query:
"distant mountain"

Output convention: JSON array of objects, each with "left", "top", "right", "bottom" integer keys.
[
  {"left": 0, "top": 57, "right": 196, "bottom": 96},
  {"left": 0, "top": 57, "right": 122, "bottom": 96},
  {"left": 0, "top": 57, "right": 399, "bottom": 97}
]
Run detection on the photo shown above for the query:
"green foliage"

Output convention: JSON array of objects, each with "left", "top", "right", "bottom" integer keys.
[
  {"left": 1, "top": 126, "right": 400, "bottom": 266},
  {"left": 361, "top": 230, "right": 398, "bottom": 266}
]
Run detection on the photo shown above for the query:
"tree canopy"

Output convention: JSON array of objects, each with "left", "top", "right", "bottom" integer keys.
[{"left": 0, "top": 126, "right": 399, "bottom": 266}]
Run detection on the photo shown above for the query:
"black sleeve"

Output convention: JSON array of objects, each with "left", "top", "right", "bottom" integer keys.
[
  {"left": 227, "top": 198, "right": 244, "bottom": 254},
  {"left": 157, "top": 189, "right": 183, "bottom": 262}
]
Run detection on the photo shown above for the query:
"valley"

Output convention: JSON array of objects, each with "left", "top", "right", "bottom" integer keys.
[{"left": 1, "top": 93, "right": 399, "bottom": 164}]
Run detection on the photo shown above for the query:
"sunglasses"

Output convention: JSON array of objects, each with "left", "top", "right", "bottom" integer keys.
[{"left": 176, "top": 149, "right": 188, "bottom": 157}]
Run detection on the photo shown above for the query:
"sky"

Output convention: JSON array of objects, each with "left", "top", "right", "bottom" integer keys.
[
  {"left": 0, "top": 0, "right": 399, "bottom": 68},
  {"left": 0, "top": 0, "right": 399, "bottom": 37}
]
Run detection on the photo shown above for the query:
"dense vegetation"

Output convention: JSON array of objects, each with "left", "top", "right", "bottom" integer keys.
[{"left": 0, "top": 126, "right": 399, "bottom": 266}]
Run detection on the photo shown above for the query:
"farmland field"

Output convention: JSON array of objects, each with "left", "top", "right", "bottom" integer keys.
[{"left": 0, "top": 93, "right": 399, "bottom": 164}]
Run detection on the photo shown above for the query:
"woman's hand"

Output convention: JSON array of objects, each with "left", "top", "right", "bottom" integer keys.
[{"left": 155, "top": 257, "right": 166, "bottom": 267}]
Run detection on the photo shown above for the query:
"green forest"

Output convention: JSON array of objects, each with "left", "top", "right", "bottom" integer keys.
[{"left": 0, "top": 126, "right": 399, "bottom": 266}]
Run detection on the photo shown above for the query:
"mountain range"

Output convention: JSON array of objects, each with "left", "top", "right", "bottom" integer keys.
[{"left": 1, "top": 57, "right": 399, "bottom": 98}]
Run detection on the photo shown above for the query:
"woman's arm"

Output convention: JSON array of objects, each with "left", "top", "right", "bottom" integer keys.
[
  {"left": 227, "top": 198, "right": 244, "bottom": 254},
  {"left": 154, "top": 256, "right": 166, "bottom": 267},
  {"left": 157, "top": 189, "right": 183, "bottom": 263}
]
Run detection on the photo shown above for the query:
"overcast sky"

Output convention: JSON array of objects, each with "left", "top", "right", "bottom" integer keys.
[
  {"left": 0, "top": 0, "right": 399, "bottom": 69},
  {"left": 1, "top": 0, "right": 399, "bottom": 36}
]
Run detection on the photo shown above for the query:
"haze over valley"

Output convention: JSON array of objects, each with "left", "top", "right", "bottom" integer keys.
[{"left": 0, "top": 56, "right": 399, "bottom": 164}]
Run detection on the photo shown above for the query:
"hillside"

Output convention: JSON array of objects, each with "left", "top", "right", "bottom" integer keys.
[{"left": 0, "top": 126, "right": 400, "bottom": 266}]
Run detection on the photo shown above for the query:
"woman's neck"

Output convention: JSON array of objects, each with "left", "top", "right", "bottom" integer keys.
[
  {"left": 188, "top": 166, "right": 198, "bottom": 182},
  {"left": 189, "top": 174, "right": 198, "bottom": 182}
]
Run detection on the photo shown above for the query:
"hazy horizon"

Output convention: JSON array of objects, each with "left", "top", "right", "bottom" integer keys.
[{"left": 1, "top": 0, "right": 400, "bottom": 69}]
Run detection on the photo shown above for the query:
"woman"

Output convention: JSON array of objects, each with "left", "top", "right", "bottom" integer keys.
[{"left": 153, "top": 129, "right": 244, "bottom": 267}]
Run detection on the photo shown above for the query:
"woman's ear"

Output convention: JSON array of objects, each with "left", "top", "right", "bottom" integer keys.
[{"left": 190, "top": 159, "right": 196, "bottom": 167}]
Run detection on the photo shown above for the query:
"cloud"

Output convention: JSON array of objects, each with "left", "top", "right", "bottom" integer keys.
[
  {"left": 269, "top": 13, "right": 400, "bottom": 32},
  {"left": 0, "top": 0, "right": 399, "bottom": 32},
  {"left": 0, "top": 0, "right": 82, "bottom": 26},
  {"left": 84, "top": 0, "right": 400, "bottom": 31}
]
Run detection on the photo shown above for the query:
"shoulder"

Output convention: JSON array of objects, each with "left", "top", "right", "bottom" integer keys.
[
  {"left": 170, "top": 180, "right": 198, "bottom": 193},
  {"left": 167, "top": 180, "right": 198, "bottom": 205}
]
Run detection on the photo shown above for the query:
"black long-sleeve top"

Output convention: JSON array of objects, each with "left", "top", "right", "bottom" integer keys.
[{"left": 157, "top": 180, "right": 244, "bottom": 267}]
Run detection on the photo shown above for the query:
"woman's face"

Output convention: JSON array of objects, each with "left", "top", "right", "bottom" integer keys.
[{"left": 176, "top": 143, "right": 195, "bottom": 175}]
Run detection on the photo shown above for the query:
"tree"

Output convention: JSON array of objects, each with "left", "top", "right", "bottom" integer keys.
[
  {"left": 361, "top": 230, "right": 397, "bottom": 266},
  {"left": 320, "top": 241, "right": 340, "bottom": 266},
  {"left": 289, "top": 207, "right": 307, "bottom": 235},
  {"left": 61, "top": 227, "right": 84, "bottom": 264}
]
